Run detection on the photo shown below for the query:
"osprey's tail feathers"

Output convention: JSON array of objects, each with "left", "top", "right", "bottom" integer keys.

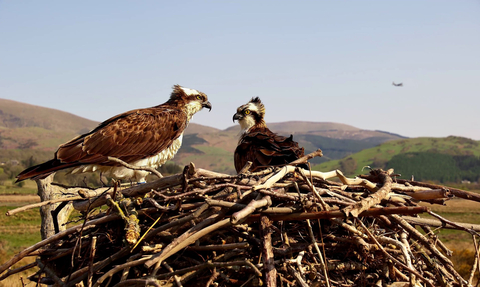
[{"left": 15, "top": 159, "right": 77, "bottom": 182}]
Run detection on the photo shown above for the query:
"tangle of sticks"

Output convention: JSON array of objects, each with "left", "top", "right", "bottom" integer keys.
[{"left": 1, "top": 150, "right": 480, "bottom": 287}]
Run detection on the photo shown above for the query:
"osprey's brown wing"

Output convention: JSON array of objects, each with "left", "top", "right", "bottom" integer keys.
[
  {"left": 16, "top": 106, "right": 187, "bottom": 181},
  {"left": 234, "top": 128, "right": 305, "bottom": 173}
]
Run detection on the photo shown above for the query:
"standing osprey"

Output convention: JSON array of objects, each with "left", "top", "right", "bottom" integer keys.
[
  {"left": 232, "top": 97, "right": 305, "bottom": 173},
  {"left": 16, "top": 85, "right": 212, "bottom": 183}
]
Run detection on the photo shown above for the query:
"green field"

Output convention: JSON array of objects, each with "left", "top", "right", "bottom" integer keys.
[
  {"left": 0, "top": 204, "right": 41, "bottom": 287},
  {"left": 177, "top": 145, "right": 236, "bottom": 174},
  {"left": 0, "top": 180, "right": 38, "bottom": 196}
]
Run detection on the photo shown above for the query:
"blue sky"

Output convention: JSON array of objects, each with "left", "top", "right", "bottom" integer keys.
[{"left": 1, "top": 1, "right": 479, "bottom": 139}]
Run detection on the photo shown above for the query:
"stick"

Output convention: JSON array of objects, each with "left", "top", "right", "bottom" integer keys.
[
  {"left": 427, "top": 210, "right": 480, "bottom": 236},
  {"left": 154, "top": 260, "right": 262, "bottom": 279},
  {"left": 306, "top": 219, "right": 330, "bottom": 286},
  {"left": 404, "top": 216, "right": 480, "bottom": 232},
  {"left": 260, "top": 216, "right": 277, "bottom": 287},
  {"left": 244, "top": 206, "right": 428, "bottom": 223},
  {"left": 107, "top": 156, "right": 163, "bottom": 178},
  {"left": 73, "top": 173, "right": 184, "bottom": 211},
  {"left": 87, "top": 236, "right": 97, "bottom": 287},
  {"left": 288, "top": 149, "right": 323, "bottom": 166},
  {"left": 355, "top": 219, "right": 435, "bottom": 287},
  {"left": 389, "top": 214, "right": 468, "bottom": 286},
  {"left": 144, "top": 218, "right": 232, "bottom": 269},
  {"left": 396, "top": 179, "right": 480, "bottom": 203},
  {"left": 6, "top": 196, "right": 83, "bottom": 216},
  {"left": 342, "top": 169, "right": 393, "bottom": 217},
  {"left": 0, "top": 214, "right": 118, "bottom": 276},
  {"left": 231, "top": 196, "right": 272, "bottom": 224}
]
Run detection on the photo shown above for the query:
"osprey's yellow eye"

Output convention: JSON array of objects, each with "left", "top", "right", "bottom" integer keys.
[
  {"left": 196, "top": 95, "right": 202, "bottom": 100},
  {"left": 244, "top": 110, "right": 250, "bottom": 115}
]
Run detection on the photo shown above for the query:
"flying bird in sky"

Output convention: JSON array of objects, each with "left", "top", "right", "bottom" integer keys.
[
  {"left": 16, "top": 85, "right": 212, "bottom": 183},
  {"left": 392, "top": 82, "right": 403, "bottom": 87},
  {"left": 232, "top": 97, "right": 305, "bottom": 173}
]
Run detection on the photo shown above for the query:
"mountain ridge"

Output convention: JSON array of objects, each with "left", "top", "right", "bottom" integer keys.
[{"left": 1, "top": 98, "right": 406, "bottom": 175}]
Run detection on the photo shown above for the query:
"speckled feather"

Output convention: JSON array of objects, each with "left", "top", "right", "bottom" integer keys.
[
  {"left": 234, "top": 126, "right": 305, "bottom": 173},
  {"left": 16, "top": 85, "right": 210, "bottom": 182}
]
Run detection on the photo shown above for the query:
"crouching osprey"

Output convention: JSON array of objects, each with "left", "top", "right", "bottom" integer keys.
[
  {"left": 232, "top": 97, "right": 305, "bottom": 173},
  {"left": 16, "top": 85, "right": 212, "bottom": 183}
]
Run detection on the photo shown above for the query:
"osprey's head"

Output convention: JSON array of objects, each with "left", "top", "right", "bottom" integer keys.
[
  {"left": 170, "top": 85, "right": 212, "bottom": 119},
  {"left": 233, "top": 97, "right": 266, "bottom": 132}
]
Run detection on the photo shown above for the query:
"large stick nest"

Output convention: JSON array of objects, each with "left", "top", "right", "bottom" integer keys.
[{"left": 2, "top": 150, "right": 480, "bottom": 286}]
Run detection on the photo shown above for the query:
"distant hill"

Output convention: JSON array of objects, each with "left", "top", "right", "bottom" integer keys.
[
  {"left": 184, "top": 123, "right": 220, "bottom": 135},
  {"left": 0, "top": 98, "right": 406, "bottom": 176},
  {"left": 312, "top": 136, "right": 480, "bottom": 183},
  {"left": 0, "top": 99, "right": 97, "bottom": 133},
  {"left": 175, "top": 122, "right": 405, "bottom": 174},
  {"left": 0, "top": 99, "right": 98, "bottom": 150}
]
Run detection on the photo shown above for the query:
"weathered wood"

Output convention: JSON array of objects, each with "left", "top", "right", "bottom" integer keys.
[
  {"left": 396, "top": 179, "right": 480, "bottom": 202},
  {"left": 260, "top": 215, "right": 277, "bottom": 287},
  {"left": 342, "top": 169, "right": 393, "bottom": 217},
  {"left": 35, "top": 174, "right": 76, "bottom": 239}
]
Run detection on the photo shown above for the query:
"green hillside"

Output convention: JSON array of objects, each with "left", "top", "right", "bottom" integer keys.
[
  {"left": 295, "top": 134, "right": 385, "bottom": 163},
  {"left": 312, "top": 136, "right": 480, "bottom": 183}
]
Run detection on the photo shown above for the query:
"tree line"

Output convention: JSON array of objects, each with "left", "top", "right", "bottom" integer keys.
[{"left": 387, "top": 152, "right": 480, "bottom": 183}]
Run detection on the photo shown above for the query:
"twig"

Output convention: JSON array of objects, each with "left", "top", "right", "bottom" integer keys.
[
  {"left": 73, "top": 173, "right": 184, "bottom": 211},
  {"left": 355, "top": 218, "right": 435, "bottom": 287},
  {"left": 36, "top": 259, "right": 65, "bottom": 287},
  {"left": 187, "top": 242, "right": 249, "bottom": 251},
  {"left": 244, "top": 206, "right": 428, "bottom": 223},
  {"left": 428, "top": 210, "right": 480, "bottom": 236},
  {"left": 238, "top": 161, "right": 253, "bottom": 174},
  {"left": 231, "top": 196, "right": 272, "bottom": 224},
  {"left": 144, "top": 217, "right": 232, "bottom": 269},
  {"left": 468, "top": 236, "right": 480, "bottom": 285},
  {"left": 6, "top": 196, "right": 83, "bottom": 216},
  {"left": 0, "top": 214, "right": 119, "bottom": 276},
  {"left": 396, "top": 179, "right": 480, "bottom": 203},
  {"left": 342, "top": 169, "right": 393, "bottom": 217},
  {"left": 306, "top": 219, "right": 330, "bottom": 287},
  {"left": 107, "top": 156, "right": 163, "bottom": 178},
  {"left": 163, "top": 262, "right": 183, "bottom": 287},
  {"left": 0, "top": 262, "right": 38, "bottom": 281},
  {"left": 87, "top": 236, "right": 97, "bottom": 287},
  {"left": 288, "top": 149, "right": 323, "bottom": 166},
  {"left": 404, "top": 216, "right": 480, "bottom": 232},
  {"left": 154, "top": 260, "right": 262, "bottom": 279},
  {"left": 389, "top": 214, "right": 468, "bottom": 286},
  {"left": 288, "top": 265, "right": 309, "bottom": 287}
]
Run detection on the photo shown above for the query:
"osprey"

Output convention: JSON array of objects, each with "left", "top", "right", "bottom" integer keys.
[
  {"left": 16, "top": 85, "right": 212, "bottom": 183},
  {"left": 232, "top": 97, "right": 305, "bottom": 173},
  {"left": 392, "top": 82, "right": 403, "bottom": 87}
]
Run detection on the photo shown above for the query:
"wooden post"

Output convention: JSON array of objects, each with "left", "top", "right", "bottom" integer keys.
[{"left": 35, "top": 174, "right": 75, "bottom": 239}]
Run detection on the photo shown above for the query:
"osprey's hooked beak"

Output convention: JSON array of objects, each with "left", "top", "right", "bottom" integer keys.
[
  {"left": 202, "top": 101, "right": 212, "bottom": 111},
  {"left": 233, "top": 112, "right": 242, "bottom": 122}
]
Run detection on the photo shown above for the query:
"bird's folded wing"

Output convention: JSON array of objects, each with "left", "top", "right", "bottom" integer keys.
[{"left": 56, "top": 108, "right": 188, "bottom": 165}]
